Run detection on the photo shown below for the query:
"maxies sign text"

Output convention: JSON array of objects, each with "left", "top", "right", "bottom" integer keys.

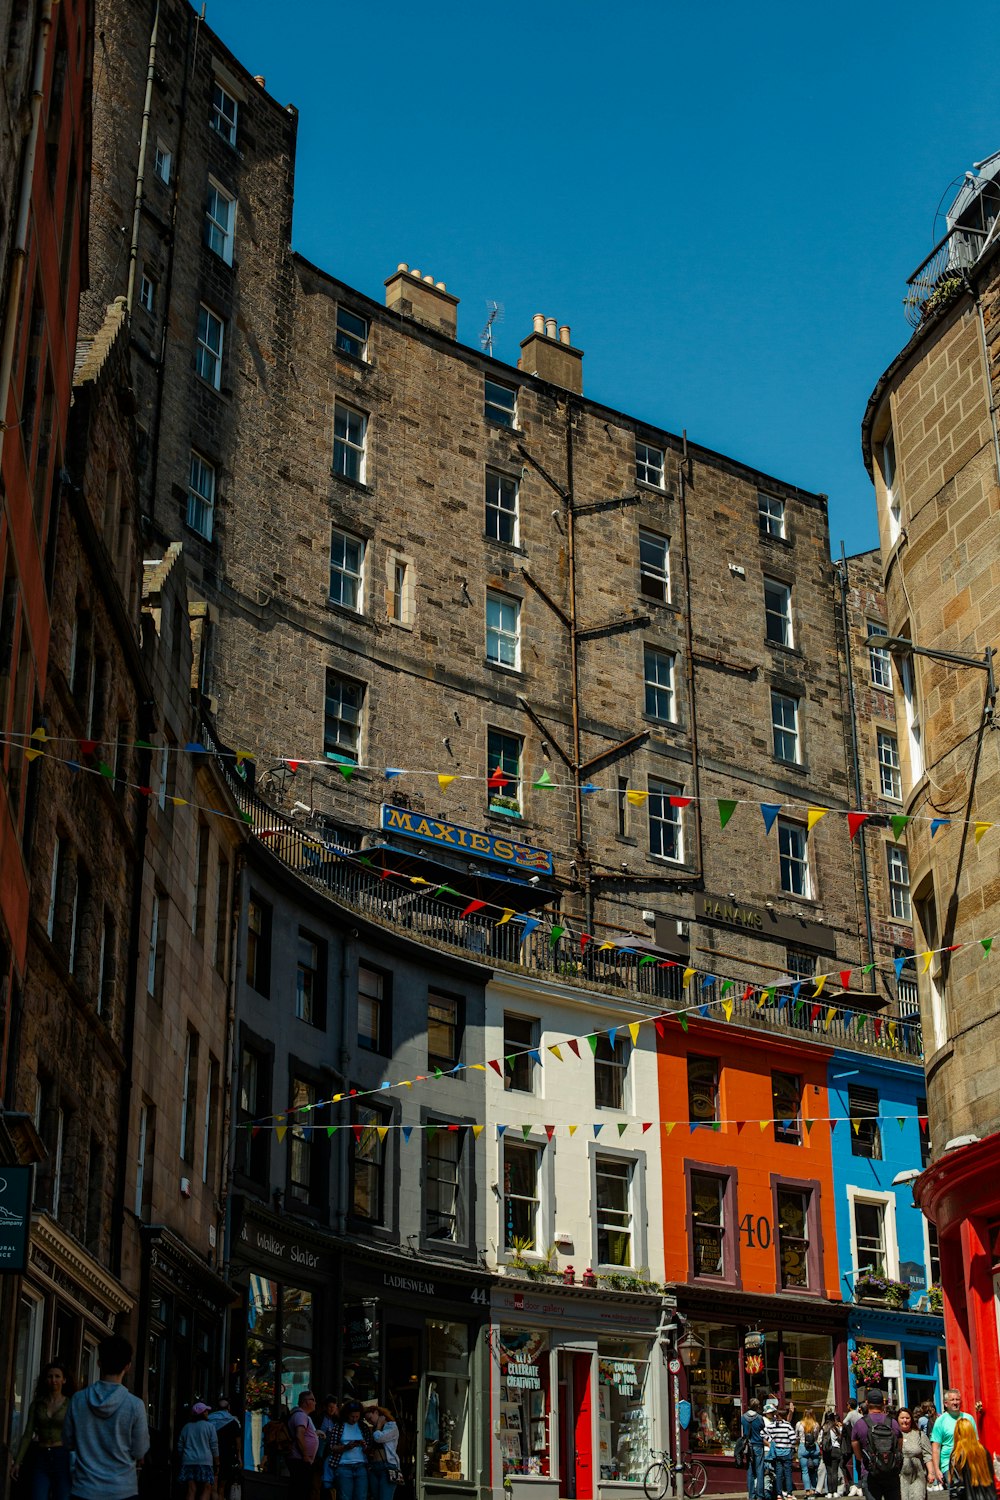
[{"left": 380, "top": 805, "right": 554, "bottom": 875}]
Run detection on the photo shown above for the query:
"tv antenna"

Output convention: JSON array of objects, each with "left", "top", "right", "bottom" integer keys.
[{"left": 480, "top": 300, "right": 503, "bottom": 356}]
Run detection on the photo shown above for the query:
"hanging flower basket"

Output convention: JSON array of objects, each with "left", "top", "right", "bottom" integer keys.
[{"left": 850, "top": 1343, "right": 885, "bottom": 1387}]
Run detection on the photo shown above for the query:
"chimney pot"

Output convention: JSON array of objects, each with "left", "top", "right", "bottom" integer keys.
[
  {"left": 396, "top": 262, "right": 409, "bottom": 273},
  {"left": 411, "top": 268, "right": 421, "bottom": 279},
  {"left": 253, "top": 75, "right": 266, "bottom": 87},
  {"left": 545, "top": 317, "right": 558, "bottom": 340},
  {"left": 423, "top": 274, "right": 434, "bottom": 284},
  {"left": 436, "top": 281, "right": 446, "bottom": 291},
  {"left": 533, "top": 314, "right": 545, "bottom": 334},
  {"left": 384, "top": 262, "right": 459, "bottom": 340},
  {"left": 559, "top": 325, "right": 571, "bottom": 345}
]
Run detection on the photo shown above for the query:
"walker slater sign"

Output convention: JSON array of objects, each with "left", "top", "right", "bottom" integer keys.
[
  {"left": 380, "top": 805, "right": 554, "bottom": 875},
  {"left": 0, "top": 1166, "right": 32, "bottom": 1273}
]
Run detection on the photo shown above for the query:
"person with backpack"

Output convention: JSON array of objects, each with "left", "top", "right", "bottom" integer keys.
[
  {"left": 739, "top": 1399, "right": 766, "bottom": 1499},
  {"left": 851, "top": 1389, "right": 903, "bottom": 1500},
  {"left": 764, "top": 1406, "right": 797, "bottom": 1500},
  {"left": 797, "top": 1410, "right": 821, "bottom": 1495}
]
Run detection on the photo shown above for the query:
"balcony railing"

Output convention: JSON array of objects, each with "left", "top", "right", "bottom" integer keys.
[
  {"left": 204, "top": 727, "right": 923, "bottom": 1062},
  {"left": 903, "top": 225, "right": 985, "bottom": 328}
]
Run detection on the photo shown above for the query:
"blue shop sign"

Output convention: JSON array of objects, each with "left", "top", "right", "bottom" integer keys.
[
  {"left": 380, "top": 805, "right": 554, "bottom": 876},
  {"left": 0, "top": 1166, "right": 32, "bottom": 1274}
]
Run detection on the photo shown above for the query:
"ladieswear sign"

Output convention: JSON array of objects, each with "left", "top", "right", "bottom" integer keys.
[
  {"left": 0, "top": 1167, "right": 32, "bottom": 1273},
  {"left": 380, "top": 805, "right": 554, "bottom": 875}
]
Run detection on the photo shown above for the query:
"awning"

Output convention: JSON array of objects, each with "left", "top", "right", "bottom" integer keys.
[{"left": 363, "top": 840, "right": 560, "bottom": 914}]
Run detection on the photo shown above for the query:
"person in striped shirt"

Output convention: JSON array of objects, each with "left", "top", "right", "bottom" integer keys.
[{"left": 765, "top": 1407, "right": 798, "bottom": 1500}]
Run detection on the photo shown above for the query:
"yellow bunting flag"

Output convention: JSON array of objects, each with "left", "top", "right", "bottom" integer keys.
[
  {"left": 807, "top": 807, "right": 829, "bottom": 831},
  {"left": 598, "top": 941, "right": 615, "bottom": 952},
  {"left": 626, "top": 789, "right": 649, "bottom": 807},
  {"left": 275, "top": 1119, "right": 287, "bottom": 1143},
  {"left": 469, "top": 1064, "right": 486, "bottom": 1072},
  {"left": 497, "top": 908, "right": 514, "bottom": 925},
  {"left": 472, "top": 1125, "right": 485, "bottom": 1139},
  {"left": 851, "top": 1118, "right": 861, "bottom": 1134},
  {"left": 402, "top": 1081, "right": 413, "bottom": 1089},
  {"left": 920, "top": 951, "right": 933, "bottom": 974},
  {"left": 548, "top": 1045, "right": 563, "bottom": 1061},
  {"left": 628, "top": 1021, "right": 641, "bottom": 1045},
  {"left": 722, "top": 999, "right": 733, "bottom": 1021},
  {"left": 682, "top": 967, "right": 696, "bottom": 987},
  {"left": 438, "top": 774, "right": 456, "bottom": 791},
  {"left": 888, "top": 1021, "right": 897, "bottom": 1043},
  {"left": 235, "top": 749, "right": 255, "bottom": 765},
  {"left": 377, "top": 1126, "right": 390, "bottom": 1143},
  {"left": 759, "top": 1120, "right": 770, "bottom": 1132},
  {"left": 24, "top": 746, "right": 43, "bottom": 762},
  {"left": 30, "top": 726, "right": 47, "bottom": 744},
  {"left": 410, "top": 876, "right": 430, "bottom": 886},
  {"left": 568, "top": 1124, "right": 578, "bottom": 1136},
  {"left": 170, "top": 796, "right": 188, "bottom": 806},
  {"left": 824, "top": 1007, "right": 837, "bottom": 1031},
  {"left": 813, "top": 974, "right": 827, "bottom": 996},
  {"left": 975, "top": 822, "right": 993, "bottom": 844},
  {"left": 664, "top": 1122, "right": 676, "bottom": 1135}
]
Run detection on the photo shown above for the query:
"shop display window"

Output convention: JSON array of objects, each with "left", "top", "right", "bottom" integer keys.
[
  {"left": 598, "top": 1338, "right": 653, "bottom": 1481},
  {"left": 782, "top": 1332, "right": 834, "bottom": 1412},
  {"left": 424, "top": 1321, "right": 471, "bottom": 1483},
  {"left": 686, "top": 1323, "right": 740, "bottom": 1456},
  {"left": 499, "top": 1328, "right": 551, "bottom": 1477},
  {"left": 244, "top": 1277, "right": 313, "bottom": 1471}
]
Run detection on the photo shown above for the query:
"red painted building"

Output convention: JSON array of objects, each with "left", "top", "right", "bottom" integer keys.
[{"left": 0, "top": 0, "right": 91, "bottom": 1115}]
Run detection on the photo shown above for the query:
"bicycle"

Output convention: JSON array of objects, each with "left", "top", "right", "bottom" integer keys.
[{"left": 643, "top": 1449, "right": 708, "bottom": 1500}]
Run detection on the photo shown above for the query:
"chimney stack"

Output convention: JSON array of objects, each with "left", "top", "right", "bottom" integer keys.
[
  {"left": 519, "top": 313, "right": 583, "bottom": 394},
  {"left": 384, "top": 262, "right": 459, "bottom": 339}
]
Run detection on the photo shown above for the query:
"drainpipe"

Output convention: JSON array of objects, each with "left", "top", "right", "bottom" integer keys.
[
  {"left": 125, "top": 0, "right": 158, "bottom": 312},
  {"left": 676, "top": 434, "right": 704, "bottom": 883},
  {"left": 0, "top": 1, "right": 53, "bottom": 472},
  {"left": 837, "top": 545, "right": 876, "bottom": 978},
  {"left": 564, "top": 402, "right": 587, "bottom": 924}
]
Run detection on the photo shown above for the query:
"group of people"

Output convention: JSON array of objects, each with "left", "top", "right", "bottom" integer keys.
[
  {"left": 276, "top": 1391, "right": 401, "bottom": 1500},
  {"left": 740, "top": 1388, "right": 992, "bottom": 1500}
]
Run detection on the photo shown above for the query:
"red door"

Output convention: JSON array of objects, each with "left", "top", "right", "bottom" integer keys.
[{"left": 572, "top": 1354, "right": 593, "bottom": 1500}]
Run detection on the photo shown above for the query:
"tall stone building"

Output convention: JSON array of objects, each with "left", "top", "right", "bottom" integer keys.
[{"left": 862, "top": 150, "right": 1000, "bottom": 1435}]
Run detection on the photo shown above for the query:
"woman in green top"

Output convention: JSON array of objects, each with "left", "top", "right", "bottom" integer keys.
[{"left": 11, "top": 1362, "right": 74, "bottom": 1500}]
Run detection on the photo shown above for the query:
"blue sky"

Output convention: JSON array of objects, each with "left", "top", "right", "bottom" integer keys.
[{"left": 207, "top": 0, "right": 997, "bottom": 556}]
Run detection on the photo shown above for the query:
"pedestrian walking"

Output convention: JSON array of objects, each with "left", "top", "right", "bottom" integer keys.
[
  {"left": 797, "top": 1410, "right": 821, "bottom": 1495},
  {"left": 204, "top": 1403, "right": 241, "bottom": 1500},
  {"left": 62, "top": 1335, "right": 149, "bottom": 1500},
  {"left": 897, "top": 1408, "right": 932, "bottom": 1500},
  {"left": 742, "top": 1399, "right": 766, "bottom": 1500},
  {"left": 764, "top": 1406, "right": 797, "bottom": 1500},
  {"left": 9, "top": 1362, "right": 74, "bottom": 1500},
  {"left": 176, "top": 1405, "right": 219, "bottom": 1500},
  {"left": 843, "top": 1401, "right": 863, "bottom": 1496},
  {"left": 930, "top": 1393, "right": 979, "bottom": 1489},
  {"left": 287, "top": 1394, "right": 319, "bottom": 1500},
  {"left": 365, "top": 1407, "right": 401, "bottom": 1500},
  {"left": 325, "top": 1400, "right": 367, "bottom": 1500},
  {"left": 318, "top": 1398, "right": 340, "bottom": 1500},
  {"left": 821, "top": 1411, "right": 845, "bottom": 1497},
  {"left": 945, "top": 1419, "right": 993, "bottom": 1500},
  {"left": 851, "top": 1389, "right": 902, "bottom": 1500}
]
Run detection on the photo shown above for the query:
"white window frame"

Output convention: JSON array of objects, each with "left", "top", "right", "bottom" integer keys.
[
  {"left": 914, "top": 885, "right": 947, "bottom": 1051},
  {"left": 648, "top": 778, "right": 683, "bottom": 863},
  {"left": 487, "top": 728, "right": 522, "bottom": 812},
  {"left": 899, "top": 652, "right": 923, "bottom": 782},
  {"left": 179, "top": 1032, "right": 195, "bottom": 1160},
  {"left": 881, "top": 429, "right": 900, "bottom": 545},
  {"left": 47, "top": 837, "right": 63, "bottom": 939},
  {"left": 887, "top": 844, "right": 911, "bottom": 921},
  {"left": 764, "top": 577, "right": 793, "bottom": 647},
  {"left": 335, "top": 305, "right": 369, "bottom": 360},
  {"left": 639, "top": 528, "right": 670, "bottom": 602},
  {"left": 777, "top": 819, "right": 810, "bottom": 897},
  {"left": 205, "top": 179, "right": 235, "bottom": 264},
  {"left": 134, "top": 1102, "right": 148, "bottom": 1216},
  {"left": 635, "top": 440, "right": 664, "bottom": 489},
  {"left": 138, "top": 272, "right": 156, "bottom": 314},
  {"left": 195, "top": 304, "right": 224, "bottom": 389},
  {"left": 485, "top": 468, "right": 519, "bottom": 545},
  {"left": 329, "top": 527, "right": 365, "bottom": 612},
  {"left": 486, "top": 591, "right": 520, "bottom": 669},
  {"left": 146, "top": 892, "right": 160, "bottom": 995},
  {"left": 485, "top": 377, "right": 517, "bottom": 428},
  {"left": 643, "top": 646, "right": 675, "bottom": 722},
  {"left": 501, "top": 1137, "right": 542, "bottom": 1252},
  {"left": 186, "top": 451, "right": 216, "bottom": 540},
  {"left": 847, "top": 1185, "right": 899, "bottom": 1280},
  {"left": 868, "top": 621, "right": 892, "bottom": 688},
  {"left": 592, "top": 1152, "right": 638, "bottom": 1269},
  {"left": 324, "top": 669, "right": 364, "bottom": 762},
  {"left": 758, "top": 491, "right": 786, "bottom": 538},
  {"left": 771, "top": 690, "right": 800, "bottom": 763},
  {"left": 333, "top": 400, "right": 367, "bottom": 483},
  {"left": 878, "top": 729, "right": 902, "bottom": 801},
  {"left": 154, "top": 140, "right": 171, "bottom": 184},
  {"left": 210, "top": 80, "right": 238, "bottom": 146},
  {"left": 95, "top": 914, "right": 108, "bottom": 1014}
]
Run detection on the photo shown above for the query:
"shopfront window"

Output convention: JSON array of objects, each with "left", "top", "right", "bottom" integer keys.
[
  {"left": 244, "top": 1277, "right": 313, "bottom": 1470},
  {"left": 782, "top": 1332, "right": 834, "bottom": 1412},
  {"left": 424, "top": 1321, "right": 471, "bottom": 1484},
  {"left": 499, "top": 1328, "right": 551, "bottom": 1477},
  {"left": 598, "top": 1338, "right": 653, "bottom": 1481},
  {"left": 685, "top": 1323, "right": 740, "bottom": 1456}
]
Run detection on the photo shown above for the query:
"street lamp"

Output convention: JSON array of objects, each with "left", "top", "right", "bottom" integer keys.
[
  {"left": 866, "top": 632, "right": 996, "bottom": 713},
  {"left": 677, "top": 1329, "right": 704, "bottom": 1368}
]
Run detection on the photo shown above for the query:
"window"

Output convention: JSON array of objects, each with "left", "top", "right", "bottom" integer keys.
[
  {"left": 428, "top": 991, "right": 461, "bottom": 1072},
  {"left": 186, "top": 451, "right": 216, "bottom": 540},
  {"left": 329, "top": 528, "right": 365, "bottom": 611},
  {"left": 69, "top": 862, "right": 88, "bottom": 976},
  {"left": 193, "top": 820, "right": 210, "bottom": 934},
  {"left": 146, "top": 890, "right": 166, "bottom": 1000},
  {"left": 917, "top": 1096, "right": 931, "bottom": 1170},
  {"left": 896, "top": 945, "right": 918, "bottom": 1016},
  {"left": 46, "top": 836, "right": 64, "bottom": 940},
  {"left": 154, "top": 140, "right": 171, "bottom": 184},
  {"left": 289, "top": 1078, "right": 318, "bottom": 1205},
  {"left": 914, "top": 883, "right": 946, "bottom": 1049},
  {"left": 180, "top": 1029, "right": 199, "bottom": 1164},
  {"left": 95, "top": 911, "right": 114, "bottom": 1014},
  {"left": 246, "top": 895, "right": 272, "bottom": 997},
  {"left": 875, "top": 729, "right": 902, "bottom": 802},
  {"left": 639, "top": 528, "right": 669, "bottom": 602},
  {"left": 335, "top": 306, "right": 368, "bottom": 360},
  {"left": 596, "top": 1156, "right": 633, "bottom": 1266},
  {"left": 690, "top": 1172, "right": 725, "bottom": 1276},
  {"left": 204, "top": 180, "right": 235, "bottom": 264},
  {"left": 594, "top": 1035, "right": 630, "bottom": 1110},
  {"left": 764, "top": 577, "right": 793, "bottom": 646},
  {"left": 358, "top": 964, "right": 390, "bottom": 1054},
  {"left": 138, "top": 272, "right": 156, "bottom": 313},
  {"left": 853, "top": 1198, "right": 887, "bottom": 1275},
  {"left": 772, "top": 1073, "right": 802, "bottom": 1144},
  {"left": 777, "top": 1188, "right": 811, "bottom": 1288},
  {"left": 332, "top": 401, "right": 366, "bottom": 483},
  {"left": 778, "top": 819, "right": 810, "bottom": 897},
  {"left": 848, "top": 1084, "right": 882, "bottom": 1160},
  {"left": 503, "top": 1013, "right": 537, "bottom": 1093},
  {"left": 617, "top": 776, "right": 630, "bottom": 838},
  {"left": 323, "top": 669, "right": 363, "bottom": 762},
  {"left": 688, "top": 1056, "right": 719, "bottom": 1123},
  {"left": 502, "top": 1140, "right": 540, "bottom": 1248},
  {"left": 350, "top": 1104, "right": 386, "bottom": 1224},
  {"left": 487, "top": 728, "right": 522, "bottom": 813},
  {"left": 236, "top": 1044, "right": 270, "bottom": 1181},
  {"left": 295, "top": 931, "right": 323, "bottom": 1026},
  {"left": 387, "top": 555, "right": 412, "bottom": 626},
  {"left": 786, "top": 947, "right": 815, "bottom": 984},
  {"left": 899, "top": 650, "right": 923, "bottom": 780},
  {"left": 881, "top": 429, "right": 900, "bottom": 544},
  {"left": 215, "top": 856, "right": 230, "bottom": 976},
  {"left": 134, "top": 1101, "right": 154, "bottom": 1218},
  {"left": 195, "top": 305, "right": 224, "bottom": 388},
  {"left": 425, "top": 1125, "right": 466, "bottom": 1243},
  {"left": 644, "top": 646, "right": 675, "bottom": 722},
  {"left": 202, "top": 1055, "right": 220, "bottom": 1183},
  {"left": 485, "top": 469, "right": 518, "bottom": 544},
  {"left": 868, "top": 621, "right": 892, "bottom": 689},
  {"left": 635, "top": 439, "right": 664, "bottom": 488},
  {"left": 888, "top": 845, "right": 911, "bottom": 920},
  {"left": 771, "top": 690, "right": 800, "bottom": 763},
  {"left": 486, "top": 590, "right": 519, "bottom": 668},
  {"left": 758, "top": 492, "right": 785, "bottom": 538},
  {"left": 210, "top": 81, "right": 238, "bottom": 145},
  {"left": 485, "top": 377, "right": 516, "bottom": 427},
  {"left": 648, "top": 778, "right": 683, "bottom": 862}
]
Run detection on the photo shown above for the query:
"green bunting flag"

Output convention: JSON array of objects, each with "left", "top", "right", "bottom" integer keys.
[
  {"left": 718, "top": 799, "right": 738, "bottom": 828},
  {"left": 550, "top": 925, "right": 565, "bottom": 947},
  {"left": 617, "top": 1123, "right": 628, "bottom": 1137},
  {"left": 982, "top": 938, "right": 993, "bottom": 956},
  {"left": 586, "top": 1034, "right": 599, "bottom": 1053},
  {"left": 335, "top": 762, "right": 354, "bottom": 782},
  {"left": 532, "top": 769, "right": 555, "bottom": 789},
  {"left": 890, "top": 814, "right": 910, "bottom": 841}
]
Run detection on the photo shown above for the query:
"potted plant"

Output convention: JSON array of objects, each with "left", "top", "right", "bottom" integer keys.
[
  {"left": 489, "top": 793, "right": 521, "bottom": 817},
  {"left": 855, "top": 1271, "right": 889, "bottom": 1302},
  {"left": 506, "top": 1236, "right": 534, "bottom": 1277},
  {"left": 928, "top": 1283, "right": 943, "bottom": 1313},
  {"left": 525, "top": 1244, "right": 560, "bottom": 1281},
  {"left": 884, "top": 1278, "right": 911, "bottom": 1310},
  {"left": 850, "top": 1343, "right": 885, "bottom": 1397}
]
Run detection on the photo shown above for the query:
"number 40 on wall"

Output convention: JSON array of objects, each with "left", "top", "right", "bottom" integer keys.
[{"left": 739, "top": 1214, "right": 772, "bottom": 1249}]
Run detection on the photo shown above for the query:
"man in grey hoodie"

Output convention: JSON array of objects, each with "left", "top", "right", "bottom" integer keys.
[{"left": 63, "top": 1334, "right": 150, "bottom": 1500}]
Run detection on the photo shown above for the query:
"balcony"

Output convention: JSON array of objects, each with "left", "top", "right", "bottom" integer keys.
[
  {"left": 903, "top": 225, "right": 986, "bottom": 328},
  {"left": 206, "top": 727, "right": 922, "bottom": 1063}
]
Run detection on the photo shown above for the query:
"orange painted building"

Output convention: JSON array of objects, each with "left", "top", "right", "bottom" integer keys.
[{"left": 657, "top": 1018, "right": 849, "bottom": 1491}]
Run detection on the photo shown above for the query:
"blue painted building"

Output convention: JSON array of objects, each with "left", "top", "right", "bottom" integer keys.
[{"left": 828, "top": 1050, "right": 945, "bottom": 1408}]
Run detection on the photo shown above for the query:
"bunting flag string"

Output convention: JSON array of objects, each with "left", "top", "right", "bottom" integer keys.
[{"left": 249, "top": 1112, "right": 931, "bottom": 1134}]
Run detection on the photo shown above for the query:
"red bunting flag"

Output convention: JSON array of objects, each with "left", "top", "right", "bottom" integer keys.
[
  {"left": 874, "top": 1016, "right": 883, "bottom": 1039},
  {"left": 580, "top": 933, "right": 591, "bottom": 952},
  {"left": 488, "top": 1059, "right": 503, "bottom": 1076},
  {"left": 80, "top": 738, "right": 98, "bottom": 756},
  {"left": 544, "top": 1125, "right": 556, "bottom": 1140},
  {"left": 285, "top": 760, "right": 299, "bottom": 772},
  {"left": 742, "top": 984, "right": 754, "bottom": 1001},
  {"left": 840, "top": 970, "right": 851, "bottom": 989},
  {"left": 461, "top": 899, "right": 487, "bottom": 917},
  {"left": 810, "top": 1003, "right": 822, "bottom": 1024},
  {"left": 918, "top": 1115, "right": 929, "bottom": 1133},
  {"left": 487, "top": 765, "right": 510, "bottom": 790},
  {"left": 642, "top": 1122, "right": 652, "bottom": 1133},
  {"left": 847, "top": 812, "right": 870, "bottom": 840},
  {"left": 653, "top": 1017, "right": 667, "bottom": 1039},
  {"left": 669, "top": 796, "right": 692, "bottom": 808},
  {"left": 568, "top": 1039, "right": 581, "bottom": 1059}
]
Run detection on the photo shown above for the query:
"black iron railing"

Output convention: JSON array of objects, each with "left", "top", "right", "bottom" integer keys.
[{"left": 903, "top": 225, "right": 985, "bottom": 328}]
